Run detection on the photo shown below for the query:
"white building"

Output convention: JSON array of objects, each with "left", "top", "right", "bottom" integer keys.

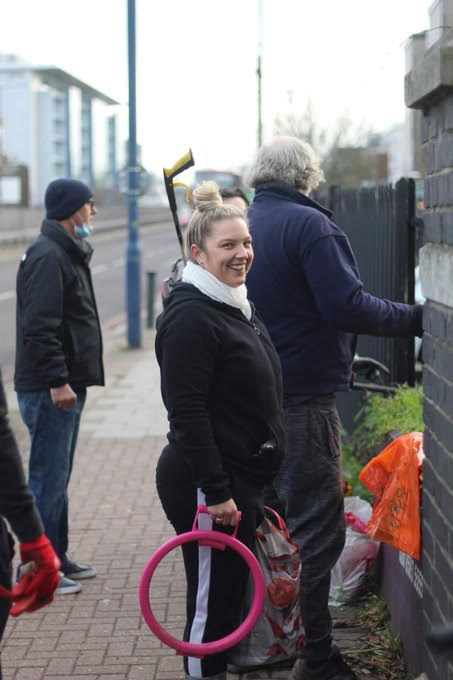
[
  {"left": 0, "top": 54, "right": 119, "bottom": 206},
  {"left": 380, "top": 122, "right": 407, "bottom": 183}
]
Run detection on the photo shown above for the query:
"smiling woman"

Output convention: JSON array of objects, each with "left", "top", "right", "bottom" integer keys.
[
  {"left": 185, "top": 181, "right": 254, "bottom": 287},
  {"left": 154, "top": 181, "right": 285, "bottom": 680}
]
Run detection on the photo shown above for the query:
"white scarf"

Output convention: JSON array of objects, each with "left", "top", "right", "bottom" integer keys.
[{"left": 181, "top": 260, "right": 252, "bottom": 320}]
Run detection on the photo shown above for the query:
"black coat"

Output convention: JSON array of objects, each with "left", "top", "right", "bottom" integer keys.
[
  {"left": 155, "top": 283, "right": 285, "bottom": 506},
  {"left": 0, "top": 368, "right": 43, "bottom": 542},
  {"left": 14, "top": 220, "right": 104, "bottom": 392}
]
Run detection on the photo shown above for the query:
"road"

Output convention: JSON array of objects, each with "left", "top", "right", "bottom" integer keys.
[{"left": 0, "top": 219, "right": 179, "bottom": 386}]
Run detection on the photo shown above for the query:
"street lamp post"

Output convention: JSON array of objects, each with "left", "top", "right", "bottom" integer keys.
[
  {"left": 257, "top": 0, "right": 263, "bottom": 149},
  {"left": 126, "top": 0, "right": 142, "bottom": 348}
]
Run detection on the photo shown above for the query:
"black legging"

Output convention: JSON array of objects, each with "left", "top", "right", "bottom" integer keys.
[
  {"left": 156, "top": 445, "right": 263, "bottom": 679},
  {"left": 0, "top": 518, "right": 14, "bottom": 680}
]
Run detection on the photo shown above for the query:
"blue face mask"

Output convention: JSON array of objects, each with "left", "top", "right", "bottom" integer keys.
[{"left": 74, "top": 224, "right": 92, "bottom": 239}]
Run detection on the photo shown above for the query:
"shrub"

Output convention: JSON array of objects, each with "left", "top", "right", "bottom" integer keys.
[
  {"left": 355, "top": 384, "right": 424, "bottom": 448},
  {"left": 342, "top": 384, "right": 424, "bottom": 499}
]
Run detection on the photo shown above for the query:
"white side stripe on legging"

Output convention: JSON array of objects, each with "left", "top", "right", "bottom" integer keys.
[{"left": 188, "top": 489, "right": 212, "bottom": 678}]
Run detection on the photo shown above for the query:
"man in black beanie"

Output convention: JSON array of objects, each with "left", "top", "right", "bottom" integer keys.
[{"left": 14, "top": 178, "right": 105, "bottom": 595}]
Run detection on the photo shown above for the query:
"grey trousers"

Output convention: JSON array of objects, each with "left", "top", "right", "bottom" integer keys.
[{"left": 272, "top": 394, "right": 346, "bottom": 662}]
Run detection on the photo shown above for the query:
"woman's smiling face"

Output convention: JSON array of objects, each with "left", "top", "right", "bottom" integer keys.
[{"left": 190, "top": 216, "right": 254, "bottom": 287}]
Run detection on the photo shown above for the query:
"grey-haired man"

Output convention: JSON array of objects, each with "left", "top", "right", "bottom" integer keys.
[{"left": 246, "top": 137, "right": 423, "bottom": 680}]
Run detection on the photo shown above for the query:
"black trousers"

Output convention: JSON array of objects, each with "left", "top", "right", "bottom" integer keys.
[
  {"left": 156, "top": 445, "right": 263, "bottom": 679},
  {"left": 0, "top": 518, "right": 14, "bottom": 680},
  {"left": 273, "top": 395, "right": 345, "bottom": 661}
]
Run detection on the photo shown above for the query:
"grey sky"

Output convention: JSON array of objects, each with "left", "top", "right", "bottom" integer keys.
[{"left": 1, "top": 0, "right": 431, "bottom": 175}]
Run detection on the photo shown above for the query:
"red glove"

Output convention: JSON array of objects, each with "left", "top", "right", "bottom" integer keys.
[{"left": 0, "top": 535, "right": 61, "bottom": 616}]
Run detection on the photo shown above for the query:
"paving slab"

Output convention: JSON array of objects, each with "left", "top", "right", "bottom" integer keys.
[{"left": 1, "top": 328, "right": 371, "bottom": 679}]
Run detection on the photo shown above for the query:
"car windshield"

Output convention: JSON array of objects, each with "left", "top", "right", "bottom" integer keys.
[{"left": 195, "top": 171, "right": 239, "bottom": 188}]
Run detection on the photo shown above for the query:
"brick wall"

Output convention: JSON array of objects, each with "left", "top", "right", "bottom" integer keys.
[
  {"left": 422, "top": 299, "right": 453, "bottom": 680},
  {"left": 406, "top": 24, "right": 453, "bottom": 680}
]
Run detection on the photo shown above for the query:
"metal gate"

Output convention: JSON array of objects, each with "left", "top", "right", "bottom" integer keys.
[{"left": 314, "top": 178, "right": 418, "bottom": 431}]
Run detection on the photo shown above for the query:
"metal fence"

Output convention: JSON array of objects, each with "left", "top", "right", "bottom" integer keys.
[{"left": 314, "top": 178, "right": 418, "bottom": 431}]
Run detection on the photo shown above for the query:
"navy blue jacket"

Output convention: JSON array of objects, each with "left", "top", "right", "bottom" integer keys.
[{"left": 246, "top": 182, "right": 423, "bottom": 396}]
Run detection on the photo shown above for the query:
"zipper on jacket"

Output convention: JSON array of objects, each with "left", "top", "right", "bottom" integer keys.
[{"left": 252, "top": 323, "right": 261, "bottom": 335}]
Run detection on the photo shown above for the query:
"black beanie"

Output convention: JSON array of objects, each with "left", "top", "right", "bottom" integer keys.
[{"left": 45, "top": 179, "right": 93, "bottom": 220}]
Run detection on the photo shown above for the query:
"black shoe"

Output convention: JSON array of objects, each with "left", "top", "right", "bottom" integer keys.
[
  {"left": 290, "top": 646, "right": 357, "bottom": 680},
  {"left": 61, "top": 558, "right": 96, "bottom": 580}
]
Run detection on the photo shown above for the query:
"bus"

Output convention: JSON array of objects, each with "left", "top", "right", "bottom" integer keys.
[{"left": 194, "top": 169, "right": 246, "bottom": 192}]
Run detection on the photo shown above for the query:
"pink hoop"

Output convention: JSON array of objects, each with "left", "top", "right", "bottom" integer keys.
[{"left": 139, "top": 508, "right": 265, "bottom": 658}]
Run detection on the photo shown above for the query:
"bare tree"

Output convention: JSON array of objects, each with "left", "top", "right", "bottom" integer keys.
[
  {"left": 273, "top": 97, "right": 385, "bottom": 188},
  {"left": 274, "top": 98, "right": 328, "bottom": 152}
]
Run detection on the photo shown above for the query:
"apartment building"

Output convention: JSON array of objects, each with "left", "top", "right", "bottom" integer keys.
[{"left": 0, "top": 54, "right": 119, "bottom": 205}]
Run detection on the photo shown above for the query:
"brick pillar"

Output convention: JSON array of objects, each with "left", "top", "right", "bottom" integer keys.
[{"left": 405, "top": 21, "right": 453, "bottom": 680}]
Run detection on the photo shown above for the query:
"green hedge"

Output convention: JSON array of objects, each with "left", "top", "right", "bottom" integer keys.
[{"left": 342, "top": 384, "right": 424, "bottom": 502}]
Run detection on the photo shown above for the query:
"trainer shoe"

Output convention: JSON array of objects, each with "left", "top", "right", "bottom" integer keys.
[
  {"left": 61, "top": 558, "right": 96, "bottom": 580},
  {"left": 289, "top": 646, "right": 357, "bottom": 680},
  {"left": 56, "top": 576, "right": 82, "bottom": 595}
]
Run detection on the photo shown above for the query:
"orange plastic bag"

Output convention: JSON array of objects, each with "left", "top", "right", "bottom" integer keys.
[{"left": 359, "top": 432, "right": 424, "bottom": 559}]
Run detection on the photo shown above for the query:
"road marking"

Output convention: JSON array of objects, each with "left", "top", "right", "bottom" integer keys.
[
  {"left": 0, "top": 290, "right": 15, "bottom": 302},
  {"left": 91, "top": 264, "right": 109, "bottom": 274},
  {"left": 91, "top": 259, "right": 124, "bottom": 275}
]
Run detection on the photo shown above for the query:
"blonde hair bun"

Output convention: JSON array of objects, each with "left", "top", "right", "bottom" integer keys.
[{"left": 192, "top": 181, "right": 222, "bottom": 212}]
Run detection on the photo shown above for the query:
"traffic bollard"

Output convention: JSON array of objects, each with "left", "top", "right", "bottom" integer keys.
[{"left": 147, "top": 271, "right": 156, "bottom": 328}]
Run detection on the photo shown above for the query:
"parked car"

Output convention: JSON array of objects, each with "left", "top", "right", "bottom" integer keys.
[{"left": 195, "top": 169, "right": 245, "bottom": 190}]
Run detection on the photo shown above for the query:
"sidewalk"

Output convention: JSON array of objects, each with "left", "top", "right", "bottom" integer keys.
[{"left": 1, "top": 326, "right": 369, "bottom": 680}]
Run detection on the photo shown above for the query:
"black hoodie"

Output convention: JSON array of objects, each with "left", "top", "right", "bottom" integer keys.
[
  {"left": 0, "top": 368, "right": 43, "bottom": 542},
  {"left": 155, "top": 283, "right": 285, "bottom": 505}
]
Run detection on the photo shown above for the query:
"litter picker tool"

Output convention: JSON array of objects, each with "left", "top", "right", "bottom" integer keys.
[{"left": 163, "top": 149, "right": 195, "bottom": 260}]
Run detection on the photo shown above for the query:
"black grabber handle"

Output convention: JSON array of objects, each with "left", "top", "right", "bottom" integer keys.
[{"left": 163, "top": 149, "right": 195, "bottom": 258}]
